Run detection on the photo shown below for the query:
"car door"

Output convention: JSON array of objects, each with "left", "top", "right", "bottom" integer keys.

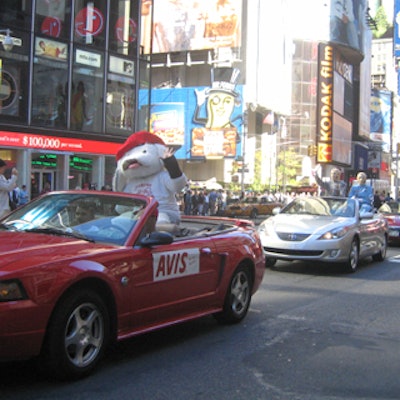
[
  {"left": 127, "top": 235, "right": 222, "bottom": 330},
  {"left": 358, "top": 214, "right": 384, "bottom": 256}
]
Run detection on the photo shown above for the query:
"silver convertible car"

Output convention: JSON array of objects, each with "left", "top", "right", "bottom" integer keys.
[{"left": 257, "top": 196, "right": 388, "bottom": 273}]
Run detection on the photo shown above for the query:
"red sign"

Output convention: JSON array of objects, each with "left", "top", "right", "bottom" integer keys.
[
  {"left": 115, "top": 17, "right": 137, "bottom": 43},
  {"left": 75, "top": 6, "right": 104, "bottom": 37},
  {"left": 41, "top": 17, "right": 62, "bottom": 38},
  {"left": 0, "top": 131, "right": 121, "bottom": 156}
]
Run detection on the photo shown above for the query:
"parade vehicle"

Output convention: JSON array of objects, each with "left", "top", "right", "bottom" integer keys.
[
  {"left": 378, "top": 201, "right": 400, "bottom": 246},
  {"left": 258, "top": 196, "right": 388, "bottom": 273},
  {"left": 0, "top": 191, "right": 265, "bottom": 379}
]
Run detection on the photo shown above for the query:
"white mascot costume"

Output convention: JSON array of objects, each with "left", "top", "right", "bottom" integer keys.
[{"left": 113, "top": 131, "right": 187, "bottom": 232}]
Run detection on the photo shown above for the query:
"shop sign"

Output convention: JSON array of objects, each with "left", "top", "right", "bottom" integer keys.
[
  {"left": 0, "top": 130, "right": 120, "bottom": 156},
  {"left": 317, "top": 43, "right": 333, "bottom": 163}
]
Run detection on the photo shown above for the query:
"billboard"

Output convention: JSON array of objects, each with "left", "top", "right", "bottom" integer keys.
[
  {"left": 150, "top": 0, "right": 242, "bottom": 53},
  {"left": 329, "top": 0, "right": 368, "bottom": 55},
  {"left": 317, "top": 43, "right": 353, "bottom": 166},
  {"left": 370, "top": 88, "right": 392, "bottom": 153},
  {"left": 139, "top": 84, "right": 243, "bottom": 160}
]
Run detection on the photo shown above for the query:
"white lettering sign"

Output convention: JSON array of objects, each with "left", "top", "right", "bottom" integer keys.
[{"left": 153, "top": 248, "right": 200, "bottom": 281}]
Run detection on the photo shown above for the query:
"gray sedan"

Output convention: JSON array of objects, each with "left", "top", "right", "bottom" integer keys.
[{"left": 257, "top": 196, "right": 388, "bottom": 272}]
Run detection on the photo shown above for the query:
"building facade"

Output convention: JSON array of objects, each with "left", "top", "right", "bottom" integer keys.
[{"left": 0, "top": 0, "right": 151, "bottom": 197}]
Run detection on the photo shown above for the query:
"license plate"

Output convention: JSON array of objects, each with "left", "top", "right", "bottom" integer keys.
[{"left": 389, "top": 230, "right": 400, "bottom": 237}]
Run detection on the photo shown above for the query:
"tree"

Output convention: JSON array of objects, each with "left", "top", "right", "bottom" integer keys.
[{"left": 372, "top": 6, "right": 391, "bottom": 38}]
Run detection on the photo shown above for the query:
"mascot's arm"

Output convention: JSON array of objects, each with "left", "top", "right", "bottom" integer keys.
[
  {"left": 162, "top": 150, "right": 187, "bottom": 191},
  {"left": 112, "top": 168, "right": 127, "bottom": 193}
]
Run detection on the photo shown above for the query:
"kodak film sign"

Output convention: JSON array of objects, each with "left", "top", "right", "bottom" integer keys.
[{"left": 317, "top": 43, "right": 333, "bottom": 163}]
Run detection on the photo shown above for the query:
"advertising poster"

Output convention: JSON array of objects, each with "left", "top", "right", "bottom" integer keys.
[
  {"left": 149, "top": 103, "right": 185, "bottom": 146},
  {"left": 151, "top": 0, "right": 242, "bottom": 53},
  {"left": 370, "top": 88, "right": 392, "bottom": 153},
  {"left": 140, "top": 84, "right": 243, "bottom": 160},
  {"left": 329, "top": 0, "right": 367, "bottom": 54}
]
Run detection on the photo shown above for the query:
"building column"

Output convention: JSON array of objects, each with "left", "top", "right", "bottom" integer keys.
[
  {"left": 16, "top": 149, "right": 31, "bottom": 197},
  {"left": 92, "top": 156, "right": 105, "bottom": 190},
  {"left": 56, "top": 154, "right": 70, "bottom": 190}
]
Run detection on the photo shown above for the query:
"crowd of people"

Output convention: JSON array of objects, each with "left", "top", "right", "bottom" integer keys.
[
  {"left": 182, "top": 187, "right": 228, "bottom": 216},
  {"left": 0, "top": 158, "right": 395, "bottom": 221}
]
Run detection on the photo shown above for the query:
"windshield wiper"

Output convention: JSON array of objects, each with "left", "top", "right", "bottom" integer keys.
[{"left": 25, "top": 227, "right": 95, "bottom": 242}]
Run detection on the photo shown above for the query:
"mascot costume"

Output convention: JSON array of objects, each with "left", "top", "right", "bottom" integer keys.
[{"left": 113, "top": 131, "right": 187, "bottom": 232}]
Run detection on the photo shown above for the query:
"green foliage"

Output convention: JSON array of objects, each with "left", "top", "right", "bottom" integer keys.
[
  {"left": 372, "top": 6, "right": 391, "bottom": 38},
  {"left": 276, "top": 147, "right": 302, "bottom": 188}
]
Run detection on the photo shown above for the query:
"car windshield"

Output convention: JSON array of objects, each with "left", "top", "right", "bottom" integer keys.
[
  {"left": 281, "top": 197, "right": 355, "bottom": 217},
  {"left": 0, "top": 192, "right": 148, "bottom": 245}
]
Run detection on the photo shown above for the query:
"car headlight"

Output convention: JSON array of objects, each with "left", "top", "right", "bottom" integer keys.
[
  {"left": 0, "top": 279, "right": 27, "bottom": 301},
  {"left": 258, "top": 222, "right": 270, "bottom": 235},
  {"left": 319, "top": 226, "right": 350, "bottom": 240}
]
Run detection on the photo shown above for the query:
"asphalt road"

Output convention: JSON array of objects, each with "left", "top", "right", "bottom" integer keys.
[{"left": 2, "top": 248, "right": 400, "bottom": 400}]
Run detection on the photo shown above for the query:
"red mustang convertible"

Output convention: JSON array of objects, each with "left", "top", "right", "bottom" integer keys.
[{"left": 0, "top": 191, "right": 264, "bottom": 379}]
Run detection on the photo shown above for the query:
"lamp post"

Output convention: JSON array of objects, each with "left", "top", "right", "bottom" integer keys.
[
  {"left": 0, "top": 29, "right": 14, "bottom": 52},
  {"left": 240, "top": 110, "right": 248, "bottom": 194}
]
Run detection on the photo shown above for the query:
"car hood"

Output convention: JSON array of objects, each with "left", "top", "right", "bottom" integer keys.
[
  {"left": 0, "top": 231, "right": 116, "bottom": 270},
  {"left": 265, "top": 214, "right": 353, "bottom": 234}
]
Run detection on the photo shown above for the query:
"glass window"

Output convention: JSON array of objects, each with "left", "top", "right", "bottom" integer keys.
[
  {"left": 0, "top": 57, "right": 29, "bottom": 122},
  {"left": 109, "top": 0, "right": 139, "bottom": 56},
  {"left": 106, "top": 56, "right": 135, "bottom": 134},
  {"left": 31, "top": 37, "right": 69, "bottom": 127},
  {"left": 71, "top": 48, "right": 104, "bottom": 132},
  {"left": 35, "top": 0, "right": 71, "bottom": 40},
  {"left": 0, "top": 1, "right": 32, "bottom": 31},
  {"left": 73, "top": 0, "right": 107, "bottom": 49}
]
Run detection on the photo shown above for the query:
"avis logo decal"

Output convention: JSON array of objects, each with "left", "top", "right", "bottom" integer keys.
[{"left": 153, "top": 249, "right": 200, "bottom": 281}]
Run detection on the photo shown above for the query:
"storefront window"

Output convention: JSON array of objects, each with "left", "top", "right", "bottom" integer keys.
[
  {"left": 31, "top": 37, "right": 69, "bottom": 127},
  {"left": 109, "top": 0, "right": 139, "bottom": 56},
  {"left": 35, "top": 0, "right": 71, "bottom": 40},
  {"left": 106, "top": 56, "right": 135, "bottom": 134},
  {"left": 0, "top": 57, "right": 29, "bottom": 122},
  {"left": 71, "top": 48, "right": 104, "bottom": 132},
  {"left": 0, "top": 1, "right": 32, "bottom": 31},
  {"left": 73, "top": 0, "right": 107, "bottom": 49}
]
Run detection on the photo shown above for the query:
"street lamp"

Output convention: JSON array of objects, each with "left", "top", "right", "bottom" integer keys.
[{"left": 0, "top": 29, "right": 15, "bottom": 52}]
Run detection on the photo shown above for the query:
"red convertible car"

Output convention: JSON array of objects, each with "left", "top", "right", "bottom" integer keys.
[{"left": 0, "top": 191, "right": 264, "bottom": 379}]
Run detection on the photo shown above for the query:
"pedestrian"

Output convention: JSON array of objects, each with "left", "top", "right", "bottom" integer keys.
[
  {"left": 0, "top": 159, "right": 18, "bottom": 218},
  {"left": 183, "top": 188, "right": 192, "bottom": 215},
  {"left": 18, "top": 184, "right": 29, "bottom": 206}
]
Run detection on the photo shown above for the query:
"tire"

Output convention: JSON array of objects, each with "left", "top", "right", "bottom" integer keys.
[
  {"left": 41, "top": 288, "right": 110, "bottom": 380},
  {"left": 344, "top": 238, "right": 359, "bottom": 273},
  {"left": 214, "top": 265, "right": 252, "bottom": 324},
  {"left": 372, "top": 235, "right": 387, "bottom": 262},
  {"left": 250, "top": 209, "right": 258, "bottom": 219},
  {"left": 265, "top": 257, "right": 277, "bottom": 268}
]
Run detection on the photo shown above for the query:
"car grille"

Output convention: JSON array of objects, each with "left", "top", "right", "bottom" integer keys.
[
  {"left": 277, "top": 232, "right": 310, "bottom": 241},
  {"left": 263, "top": 247, "right": 323, "bottom": 256}
]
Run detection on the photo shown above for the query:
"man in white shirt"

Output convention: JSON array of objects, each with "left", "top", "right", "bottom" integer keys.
[{"left": 0, "top": 159, "right": 18, "bottom": 218}]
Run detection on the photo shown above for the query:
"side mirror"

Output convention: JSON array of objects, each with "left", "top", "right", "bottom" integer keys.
[
  {"left": 140, "top": 231, "right": 174, "bottom": 246},
  {"left": 272, "top": 207, "right": 281, "bottom": 215}
]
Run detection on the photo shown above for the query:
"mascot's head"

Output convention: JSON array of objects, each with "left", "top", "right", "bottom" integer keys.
[{"left": 113, "top": 131, "right": 167, "bottom": 192}]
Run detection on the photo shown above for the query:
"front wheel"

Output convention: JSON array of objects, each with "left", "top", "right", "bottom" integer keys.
[
  {"left": 265, "top": 257, "right": 277, "bottom": 268},
  {"left": 344, "top": 238, "right": 359, "bottom": 273},
  {"left": 214, "top": 265, "right": 252, "bottom": 324},
  {"left": 41, "top": 289, "right": 110, "bottom": 380},
  {"left": 372, "top": 235, "right": 387, "bottom": 262}
]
